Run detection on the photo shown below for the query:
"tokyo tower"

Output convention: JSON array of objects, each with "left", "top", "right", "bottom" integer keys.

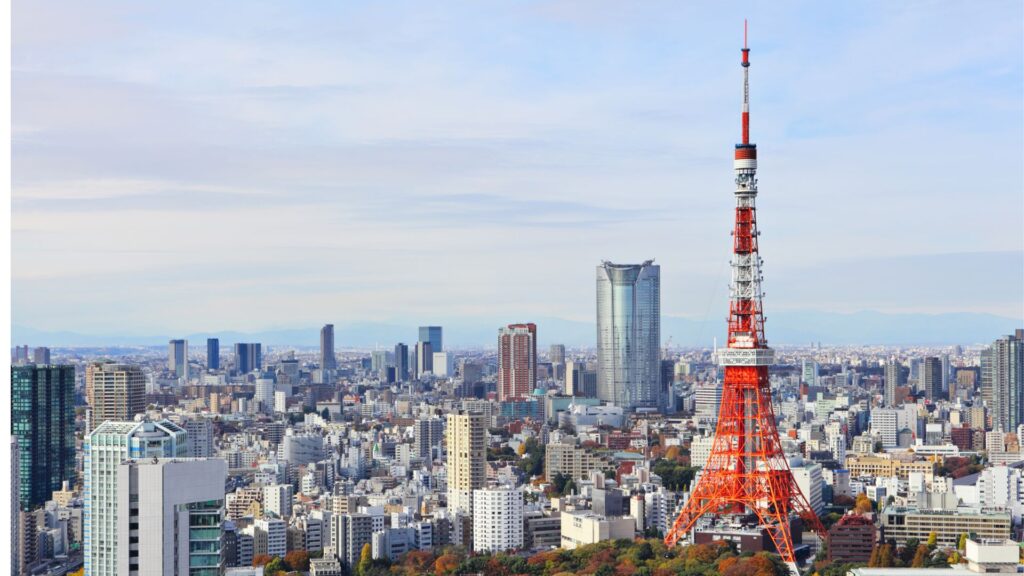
[{"left": 663, "top": 22, "right": 826, "bottom": 574}]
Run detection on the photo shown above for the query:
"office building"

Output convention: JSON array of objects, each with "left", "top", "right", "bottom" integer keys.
[
  {"left": 255, "top": 378, "right": 275, "bottom": 414},
  {"left": 883, "top": 359, "right": 902, "bottom": 407},
  {"left": 12, "top": 365, "right": 76, "bottom": 511},
  {"left": 565, "top": 361, "right": 597, "bottom": 398},
  {"left": 207, "top": 338, "right": 220, "bottom": 370},
  {"left": 445, "top": 411, "right": 486, "bottom": 515},
  {"left": 801, "top": 359, "right": 819, "bottom": 386},
  {"left": 870, "top": 408, "right": 900, "bottom": 448},
  {"left": 596, "top": 260, "right": 661, "bottom": 411},
  {"left": 921, "top": 356, "right": 943, "bottom": 402},
  {"left": 433, "top": 351, "right": 452, "bottom": 378},
  {"left": 694, "top": 382, "right": 723, "bottom": 425},
  {"left": 544, "top": 442, "right": 607, "bottom": 481},
  {"left": 559, "top": 512, "right": 635, "bottom": 550},
  {"left": 498, "top": 323, "right": 537, "bottom": 401},
  {"left": 880, "top": 506, "right": 1010, "bottom": 547},
  {"left": 86, "top": 363, "right": 146, "bottom": 432},
  {"left": 84, "top": 419, "right": 187, "bottom": 576},
  {"left": 32, "top": 347, "right": 51, "bottom": 365},
  {"left": 982, "top": 333, "right": 1023, "bottom": 432},
  {"left": 394, "top": 343, "right": 409, "bottom": 382},
  {"left": 321, "top": 324, "right": 337, "bottom": 370},
  {"left": 168, "top": 339, "right": 188, "bottom": 381},
  {"left": 418, "top": 326, "right": 443, "bottom": 354},
  {"left": 472, "top": 487, "right": 524, "bottom": 553},
  {"left": 415, "top": 341, "right": 433, "bottom": 377},
  {"left": 234, "top": 342, "right": 263, "bottom": 375},
  {"left": 119, "top": 458, "right": 226, "bottom": 576}
]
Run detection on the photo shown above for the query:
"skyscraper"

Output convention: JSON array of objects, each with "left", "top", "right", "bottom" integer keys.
[
  {"left": 234, "top": 342, "right": 263, "bottom": 375},
  {"left": 394, "top": 343, "right": 409, "bottom": 382},
  {"left": 414, "top": 417, "right": 444, "bottom": 460},
  {"left": 207, "top": 338, "right": 220, "bottom": 370},
  {"left": 983, "top": 333, "right": 1024, "bottom": 432},
  {"left": 596, "top": 260, "right": 662, "bottom": 411},
  {"left": 884, "top": 359, "right": 902, "bottom": 407},
  {"left": 418, "top": 326, "right": 443, "bottom": 354},
  {"left": 565, "top": 361, "right": 597, "bottom": 398},
  {"left": 445, "top": 411, "right": 486, "bottom": 515},
  {"left": 921, "top": 357, "right": 943, "bottom": 402},
  {"left": 84, "top": 419, "right": 187, "bottom": 576},
  {"left": 498, "top": 323, "right": 537, "bottom": 401},
  {"left": 87, "top": 362, "right": 146, "bottom": 432},
  {"left": 32, "top": 347, "right": 51, "bottom": 365},
  {"left": 321, "top": 324, "right": 337, "bottom": 370},
  {"left": 415, "top": 341, "right": 433, "bottom": 377},
  {"left": 168, "top": 339, "right": 188, "bottom": 381},
  {"left": 11, "top": 365, "right": 76, "bottom": 510}
]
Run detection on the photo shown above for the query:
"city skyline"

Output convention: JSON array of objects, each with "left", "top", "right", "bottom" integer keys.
[{"left": 12, "top": 1, "right": 1023, "bottom": 336}]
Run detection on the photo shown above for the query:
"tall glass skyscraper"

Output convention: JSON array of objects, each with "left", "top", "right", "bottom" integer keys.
[
  {"left": 168, "top": 339, "right": 188, "bottom": 381},
  {"left": 11, "top": 365, "right": 76, "bottom": 510},
  {"left": 596, "top": 260, "right": 662, "bottom": 411},
  {"left": 418, "top": 326, "right": 443, "bottom": 353},
  {"left": 320, "top": 324, "right": 337, "bottom": 370},
  {"left": 207, "top": 338, "right": 220, "bottom": 370}
]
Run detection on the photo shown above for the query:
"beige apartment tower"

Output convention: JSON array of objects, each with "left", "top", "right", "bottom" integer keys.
[
  {"left": 445, "top": 411, "right": 486, "bottom": 515},
  {"left": 86, "top": 363, "right": 146, "bottom": 432}
]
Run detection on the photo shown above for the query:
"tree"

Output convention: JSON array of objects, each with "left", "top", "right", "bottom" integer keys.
[
  {"left": 867, "top": 546, "right": 880, "bottom": 567},
  {"left": 284, "top": 550, "right": 309, "bottom": 572},
  {"left": 321, "top": 407, "right": 331, "bottom": 421},
  {"left": 926, "top": 531, "right": 937, "bottom": 549},
  {"left": 911, "top": 544, "right": 928, "bottom": 568},
  {"left": 357, "top": 543, "right": 372, "bottom": 576},
  {"left": 263, "top": 557, "right": 285, "bottom": 576},
  {"left": 958, "top": 533, "right": 968, "bottom": 550},
  {"left": 433, "top": 553, "right": 460, "bottom": 574},
  {"left": 948, "top": 551, "right": 961, "bottom": 564},
  {"left": 253, "top": 554, "right": 273, "bottom": 567},
  {"left": 877, "top": 544, "right": 894, "bottom": 568},
  {"left": 854, "top": 493, "right": 874, "bottom": 514}
]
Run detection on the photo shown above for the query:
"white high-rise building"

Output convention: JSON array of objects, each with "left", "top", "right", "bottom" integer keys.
[
  {"left": 432, "top": 352, "right": 452, "bottom": 378},
  {"left": 596, "top": 260, "right": 661, "bottom": 411},
  {"left": 472, "top": 487, "right": 524, "bottom": 553},
  {"left": 871, "top": 408, "right": 900, "bottom": 448},
  {"left": 255, "top": 378, "right": 275, "bottom": 414},
  {"left": 281, "top": 430, "right": 324, "bottom": 467},
  {"left": 84, "top": 419, "right": 188, "bottom": 576},
  {"left": 263, "top": 484, "right": 295, "bottom": 519},
  {"left": 120, "top": 458, "right": 226, "bottom": 575},
  {"left": 694, "top": 382, "right": 722, "bottom": 425},
  {"left": 790, "top": 459, "right": 824, "bottom": 516},
  {"left": 691, "top": 435, "right": 715, "bottom": 469}
]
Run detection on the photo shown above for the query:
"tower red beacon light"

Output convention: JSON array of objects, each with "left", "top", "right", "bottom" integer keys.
[{"left": 663, "top": 22, "right": 826, "bottom": 575}]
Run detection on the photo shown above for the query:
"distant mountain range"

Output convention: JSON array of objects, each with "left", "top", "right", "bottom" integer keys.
[{"left": 12, "top": 310, "right": 1022, "bottom": 349}]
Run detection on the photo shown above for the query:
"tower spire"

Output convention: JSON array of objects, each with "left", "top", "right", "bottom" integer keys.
[{"left": 741, "top": 19, "right": 750, "bottom": 144}]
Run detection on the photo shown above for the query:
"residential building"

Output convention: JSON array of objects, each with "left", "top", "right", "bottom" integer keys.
[
  {"left": 185, "top": 418, "right": 214, "bottom": 458},
  {"left": 883, "top": 360, "right": 902, "bottom": 407},
  {"left": 414, "top": 418, "right": 444, "bottom": 460},
  {"left": 331, "top": 513, "right": 373, "bottom": 568},
  {"left": 445, "top": 411, "right": 486, "bottom": 515},
  {"left": 982, "top": 333, "right": 1023, "bottom": 432},
  {"left": 545, "top": 442, "right": 608, "bottom": 481},
  {"left": 472, "top": 487, "right": 524, "bottom": 553},
  {"left": 922, "top": 356, "right": 943, "bottom": 402},
  {"left": 498, "top": 323, "right": 537, "bottom": 401},
  {"left": 253, "top": 518, "right": 287, "bottom": 558},
  {"left": 87, "top": 363, "right": 147, "bottom": 432}
]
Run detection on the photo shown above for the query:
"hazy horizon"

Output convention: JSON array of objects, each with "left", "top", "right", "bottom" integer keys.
[{"left": 13, "top": 1, "right": 1024, "bottom": 335}]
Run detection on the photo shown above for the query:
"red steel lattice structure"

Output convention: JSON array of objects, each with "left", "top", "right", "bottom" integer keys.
[{"left": 664, "top": 23, "right": 827, "bottom": 568}]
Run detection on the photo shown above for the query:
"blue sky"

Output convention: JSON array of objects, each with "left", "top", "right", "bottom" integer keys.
[{"left": 12, "top": 1, "right": 1024, "bottom": 336}]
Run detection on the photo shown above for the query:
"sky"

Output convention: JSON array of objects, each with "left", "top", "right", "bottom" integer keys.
[{"left": 12, "top": 1, "right": 1024, "bottom": 338}]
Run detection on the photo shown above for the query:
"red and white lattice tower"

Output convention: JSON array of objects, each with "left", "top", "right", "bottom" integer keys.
[{"left": 664, "top": 23, "right": 826, "bottom": 574}]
